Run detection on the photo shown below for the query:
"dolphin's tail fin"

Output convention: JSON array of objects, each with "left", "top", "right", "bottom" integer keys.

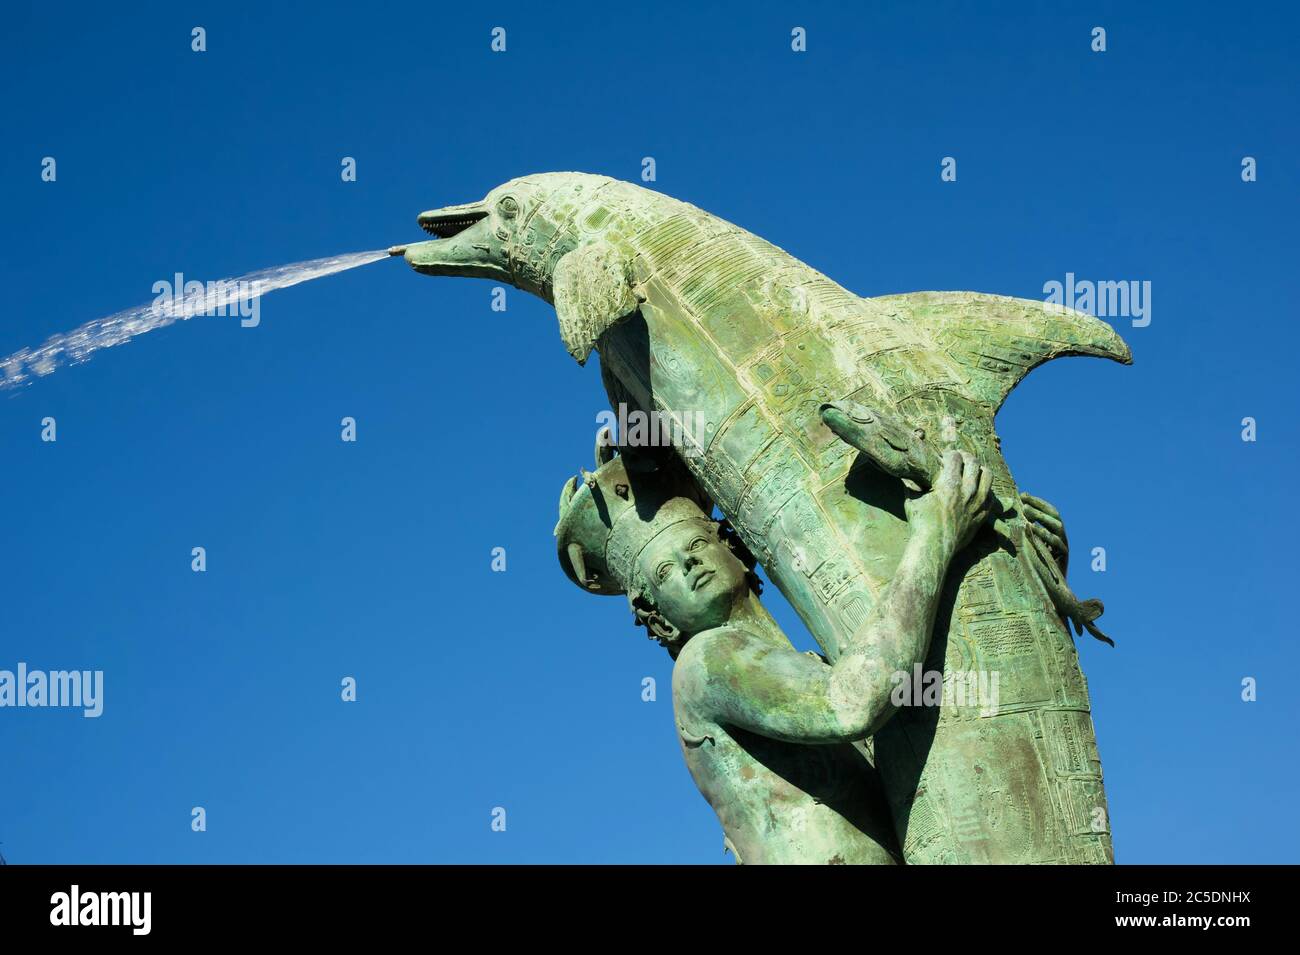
[{"left": 873, "top": 291, "right": 1132, "bottom": 414}]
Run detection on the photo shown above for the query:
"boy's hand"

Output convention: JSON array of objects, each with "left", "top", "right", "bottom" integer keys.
[
  {"left": 1020, "top": 492, "right": 1068, "bottom": 575},
  {"left": 905, "top": 450, "right": 994, "bottom": 552}
]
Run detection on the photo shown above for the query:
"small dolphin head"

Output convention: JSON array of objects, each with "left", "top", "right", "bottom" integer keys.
[{"left": 402, "top": 173, "right": 610, "bottom": 297}]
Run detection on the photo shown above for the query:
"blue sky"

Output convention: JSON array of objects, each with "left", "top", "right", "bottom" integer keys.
[{"left": 1, "top": 1, "right": 1296, "bottom": 863}]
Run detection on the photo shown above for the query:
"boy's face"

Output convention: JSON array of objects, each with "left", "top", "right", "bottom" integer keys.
[{"left": 635, "top": 519, "right": 749, "bottom": 634}]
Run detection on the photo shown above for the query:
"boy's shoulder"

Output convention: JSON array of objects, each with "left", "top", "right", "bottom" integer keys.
[
  {"left": 672, "top": 624, "right": 776, "bottom": 695},
  {"left": 670, "top": 626, "right": 756, "bottom": 737},
  {"left": 674, "top": 624, "right": 755, "bottom": 669}
]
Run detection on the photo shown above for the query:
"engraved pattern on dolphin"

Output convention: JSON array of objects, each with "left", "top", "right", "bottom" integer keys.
[{"left": 403, "top": 172, "right": 1130, "bottom": 863}]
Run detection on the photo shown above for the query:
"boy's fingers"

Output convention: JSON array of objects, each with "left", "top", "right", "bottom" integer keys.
[
  {"left": 960, "top": 453, "right": 979, "bottom": 500},
  {"left": 1020, "top": 492, "right": 1060, "bottom": 518},
  {"left": 940, "top": 449, "right": 964, "bottom": 487},
  {"left": 1022, "top": 503, "right": 1066, "bottom": 539},
  {"left": 977, "top": 466, "right": 993, "bottom": 509},
  {"left": 1030, "top": 522, "right": 1066, "bottom": 555}
]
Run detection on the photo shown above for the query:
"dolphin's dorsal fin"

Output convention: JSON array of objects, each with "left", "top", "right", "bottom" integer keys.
[
  {"left": 552, "top": 240, "right": 641, "bottom": 365},
  {"left": 870, "top": 291, "right": 1133, "bottom": 413}
]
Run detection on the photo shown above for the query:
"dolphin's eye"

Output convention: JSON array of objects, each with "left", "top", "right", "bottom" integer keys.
[{"left": 498, "top": 196, "right": 519, "bottom": 218}]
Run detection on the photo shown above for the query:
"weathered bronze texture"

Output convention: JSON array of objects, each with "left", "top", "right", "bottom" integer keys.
[{"left": 405, "top": 173, "right": 1129, "bottom": 863}]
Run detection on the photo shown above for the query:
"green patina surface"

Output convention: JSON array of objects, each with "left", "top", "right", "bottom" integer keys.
[{"left": 402, "top": 173, "right": 1130, "bottom": 864}]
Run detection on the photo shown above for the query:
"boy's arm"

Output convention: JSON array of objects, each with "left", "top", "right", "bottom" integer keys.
[{"left": 674, "top": 451, "right": 991, "bottom": 745}]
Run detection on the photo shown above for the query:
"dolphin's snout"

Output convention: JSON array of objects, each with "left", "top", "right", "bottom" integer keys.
[{"left": 400, "top": 198, "right": 510, "bottom": 282}]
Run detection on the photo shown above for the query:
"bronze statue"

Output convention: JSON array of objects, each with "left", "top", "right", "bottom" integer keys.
[
  {"left": 556, "top": 428, "right": 1002, "bottom": 862},
  {"left": 402, "top": 173, "right": 1128, "bottom": 863}
]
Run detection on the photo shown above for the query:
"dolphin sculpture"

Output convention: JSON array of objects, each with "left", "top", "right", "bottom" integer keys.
[{"left": 400, "top": 172, "right": 1130, "bottom": 863}]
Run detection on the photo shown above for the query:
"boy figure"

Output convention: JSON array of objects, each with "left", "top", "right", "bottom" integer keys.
[{"left": 555, "top": 432, "right": 999, "bottom": 864}]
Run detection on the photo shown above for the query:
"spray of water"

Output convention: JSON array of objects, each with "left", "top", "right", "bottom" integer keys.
[{"left": 0, "top": 249, "right": 397, "bottom": 391}]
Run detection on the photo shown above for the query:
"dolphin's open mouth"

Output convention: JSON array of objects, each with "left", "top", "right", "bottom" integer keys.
[
  {"left": 403, "top": 199, "right": 508, "bottom": 281},
  {"left": 417, "top": 206, "right": 488, "bottom": 239}
]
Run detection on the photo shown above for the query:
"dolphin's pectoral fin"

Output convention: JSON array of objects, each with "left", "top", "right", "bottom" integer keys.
[
  {"left": 552, "top": 241, "right": 642, "bottom": 365},
  {"left": 873, "top": 292, "right": 1133, "bottom": 414}
]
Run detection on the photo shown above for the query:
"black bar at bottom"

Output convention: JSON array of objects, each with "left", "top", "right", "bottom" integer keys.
[{"left": 0, "top": 863, "right": 1283, "bottom": 940}]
